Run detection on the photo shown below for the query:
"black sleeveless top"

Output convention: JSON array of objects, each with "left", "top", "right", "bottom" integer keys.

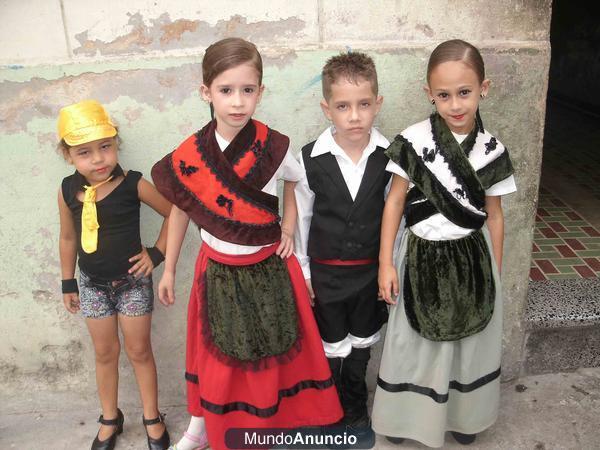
[{"left": 61, "top": 170, "right": 143, "bottom": 281}]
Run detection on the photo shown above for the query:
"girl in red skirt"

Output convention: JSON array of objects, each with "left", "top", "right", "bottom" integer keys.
[{"left": 152, "top": 38, "right": 342, "bottom": 450}]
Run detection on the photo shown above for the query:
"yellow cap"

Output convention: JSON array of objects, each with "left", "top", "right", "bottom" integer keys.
[{"left": 57, "top": 99, "right": 117, "bottom": 146}]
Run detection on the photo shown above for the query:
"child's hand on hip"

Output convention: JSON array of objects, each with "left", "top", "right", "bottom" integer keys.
[
  {"left": 128, "top": 247, "right": 153, "bottom": 278},
  {"left": 276, "top": 229, "right": 294, "bottom": 259},
  {"left": 63, "top": 293, "right": 80, "bottom": 314},
  {"left": 158, "top": 271, "right": 176, "bottom": 307},
  {"left": 378, "top": 264, "right": 399, "bottom": 305}
]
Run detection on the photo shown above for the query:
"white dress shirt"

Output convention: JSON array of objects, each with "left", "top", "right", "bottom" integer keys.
[
  {"left": 295, "top": 127, "right": 391, "bottom": 279},
  {"left": 200, "top": 130, "right": 304, "bottom": 255}
]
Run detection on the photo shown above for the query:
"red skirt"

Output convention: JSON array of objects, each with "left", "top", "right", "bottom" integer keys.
[{"left": 185, "top": 243, "right": 343, "bottom": 450}]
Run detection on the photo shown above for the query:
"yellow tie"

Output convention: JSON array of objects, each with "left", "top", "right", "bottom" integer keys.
[{"left": 81, "top": 176, "right": 113, "bottom": 254}]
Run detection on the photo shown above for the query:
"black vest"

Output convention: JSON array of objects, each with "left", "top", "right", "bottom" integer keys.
[{"left": 302, "top": 142, "right": 391, "bottom": 260}]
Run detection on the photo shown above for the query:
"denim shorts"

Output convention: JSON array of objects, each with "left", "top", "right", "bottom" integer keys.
[{"left": 79, "top": 271, "right": 154, "bottom": 318}]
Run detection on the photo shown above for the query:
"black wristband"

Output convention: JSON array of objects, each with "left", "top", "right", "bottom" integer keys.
[
  {"left": 62, "top": 278, "right": 79, "bottom": 294},
  {"left": 146, "top": 246, "right": 165, "bottom": 268}
]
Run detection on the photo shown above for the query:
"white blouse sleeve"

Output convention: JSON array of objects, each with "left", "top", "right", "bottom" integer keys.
[
  {"left": 293, "top": 153, "right": 315, "bottom": 280},
  {"left": 485, "top": 174, "right": 517, "bottom": 196},
  {"left": 278, "top": 145, "right": 304, "bottom": 182},
  {"left": 385, "top": 159, "right": 410, "bottom": 180}
]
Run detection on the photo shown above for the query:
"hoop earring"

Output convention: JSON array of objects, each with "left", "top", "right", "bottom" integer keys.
[{"left": 430, "top": 99, "right": 435, "bottom": 105}]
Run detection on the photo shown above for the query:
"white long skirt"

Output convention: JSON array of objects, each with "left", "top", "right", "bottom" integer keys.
[{"left": 371, "top": 227, "right": 502, "bottom": 448}]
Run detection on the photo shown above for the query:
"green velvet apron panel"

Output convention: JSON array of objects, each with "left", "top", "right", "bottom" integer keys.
[
  {"left": 403, "top": 229, "right": 495, "bottom": 341},
  {"left": 205, "top": 254, "right": 298, "bottom": 362}
]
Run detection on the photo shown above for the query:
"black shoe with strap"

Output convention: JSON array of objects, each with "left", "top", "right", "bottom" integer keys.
[
  {"left": 451, "top": 431, "right": 477, "bottom": 445},
  {"left": 142, "top": 413, "right": 170, "bottom": 450},
  {"left": 91, "top": 408, "right": 124, "bottom": 450}
]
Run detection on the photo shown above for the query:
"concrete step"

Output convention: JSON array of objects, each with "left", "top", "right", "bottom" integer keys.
[{"left": 524, "top": 278, "right": 600, "bottom": 374}]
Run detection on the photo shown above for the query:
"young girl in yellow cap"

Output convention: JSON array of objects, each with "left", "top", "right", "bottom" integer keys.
[{"left": 57, "top": 99, "right": 173, "bottom": 450}]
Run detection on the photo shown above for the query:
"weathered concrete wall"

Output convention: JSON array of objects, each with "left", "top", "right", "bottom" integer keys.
[{"left": 0, "top": 1, "right": 551, "bottom": 402}]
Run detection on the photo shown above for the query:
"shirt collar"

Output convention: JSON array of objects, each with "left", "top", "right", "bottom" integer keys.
[
  {"left": 215, "top": 130, "right": 229, "bottom": 151},
  {"left": 310, "top": 126, "right": 389, "bottom": 159}
]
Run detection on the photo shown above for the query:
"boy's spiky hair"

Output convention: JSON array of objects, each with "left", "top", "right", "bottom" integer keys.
[{"left": 321, "top": 52, "right": 378, "bottom": 99}]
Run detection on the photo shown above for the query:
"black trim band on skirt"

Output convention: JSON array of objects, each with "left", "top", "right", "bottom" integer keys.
[
  {"left": 377, "top": 367, "right": 501, "bottom": 404},
  {"left": 199, "top": 377, "right": 335, "bottom": 418},
  {"left": 185, "top": 371, "right": 199, "bottom": 384}
]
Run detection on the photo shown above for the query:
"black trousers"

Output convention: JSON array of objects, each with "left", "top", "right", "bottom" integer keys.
[{"left": 311, "top": 262, "right": 387, "bottom": 343}]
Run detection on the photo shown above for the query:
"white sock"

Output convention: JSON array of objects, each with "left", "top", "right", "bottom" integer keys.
[{"left": 174, "top": 416, "right": 207, "bottom": 450}]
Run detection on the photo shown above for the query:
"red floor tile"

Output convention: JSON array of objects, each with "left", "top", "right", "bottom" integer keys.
[
  {"left": 538, "top": 208, "right": 550, "bottom": 217},
  {"left": 536, "top": 260, "right": 559, "bottom": 274},
  {"left": 551, "top": 198, "right": 566, "bottom": 206},
  {"left": 549, "top": 222, "right": 567, "bottom": 232},
  {"left": 540, "top": 228, "right": 558, "bottom": 238},
  {"left": 535, "top": 215, "right": 543, "bottom": 223},
  {"left": 529, "top": 267, "right": 546, "bottom": 281},
  {"left": 574, "top": 265, "right": 596, "bottom": 278},
  {"left": 584, "top": 258, "right": 600, "bottom": 271},
  {"left": 556, "top": 244, "right": 577, "bottom": 257},
  {"left": 532, "top": 243, "right": 541, "bottom": 253},
  {"left": 582, "top": 226, "right": 600, "bottom": 237},
  {"left": 565, "top": 238, "right": 586, "bottom": 250},
  {"left": 566, "top": 212, "right": 583, "bottom": 220}
]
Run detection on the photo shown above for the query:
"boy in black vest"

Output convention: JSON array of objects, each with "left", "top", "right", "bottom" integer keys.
[{"left": 295, "top": 52, "right": 390, "bottom": 435}]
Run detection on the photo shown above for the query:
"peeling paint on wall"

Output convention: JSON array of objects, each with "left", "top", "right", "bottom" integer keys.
[
  {"left": 73, "top": 13, "right": 306, "bottom": 56},
  {"left": 0, "top": 65, "right": 201, "bottom": 134}
]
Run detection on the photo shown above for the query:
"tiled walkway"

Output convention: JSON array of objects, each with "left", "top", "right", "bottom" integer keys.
[
  {"left": 530, "top": 187, "right": 600, "bottom": 280},
  {"left": 530, "top": 102, "right": 600, "bottom": 281}
]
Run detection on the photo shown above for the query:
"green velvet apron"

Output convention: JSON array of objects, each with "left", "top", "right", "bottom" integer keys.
[
  {"left": 205, "top": 253, "right": 298, "bottom": 362},
  {"left": 403, "top": 229, "right": 495, "bottom": 341}
]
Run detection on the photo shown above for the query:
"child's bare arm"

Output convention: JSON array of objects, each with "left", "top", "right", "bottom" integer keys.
[
  {"left": 158, "top": 205, "right": 190, "bottom": 306},
  {"left": 128, "top": 177, "right": 172, "bottom": 277},
  {"left": 138, "top": 177, "right": 171, "bottom": 252},
  {"left": 485, "top": 195, "right": 505, "bottom": 274},
  {"left": 378, "top": 175, "right": 408, "bottom": 304},
  {"left": 58, "top": 189, "right": 79, "bottom": 314},
  {"left": 276, "top": 180, "right": 297, "bottom": 259}
]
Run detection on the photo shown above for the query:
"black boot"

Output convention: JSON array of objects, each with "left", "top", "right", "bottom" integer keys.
[
  {"left": 327, "top": 357, "right": 343, "bottom": 395},
  {"left": 340, "top": 347, "right": 374, "bottom": 448},
  {"left": 340, "top": 347, "right": 370, "bottom": 427},
  {"left": 323, "top": 357, "right": 344, "bottom": 434}
]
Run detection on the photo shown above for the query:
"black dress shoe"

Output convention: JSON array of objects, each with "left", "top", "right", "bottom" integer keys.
[
  {"left": 451, "top": 431, "right": 477, "bottom": 445},
  {"left": 143, "top": 413, "right": 170, "bottom": 450},
  {"left": 91, "top": 408, "right": 124, "bottom": 450},
  {"left": 386, "top": 436, "right": 405, "bottom": 444}
]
